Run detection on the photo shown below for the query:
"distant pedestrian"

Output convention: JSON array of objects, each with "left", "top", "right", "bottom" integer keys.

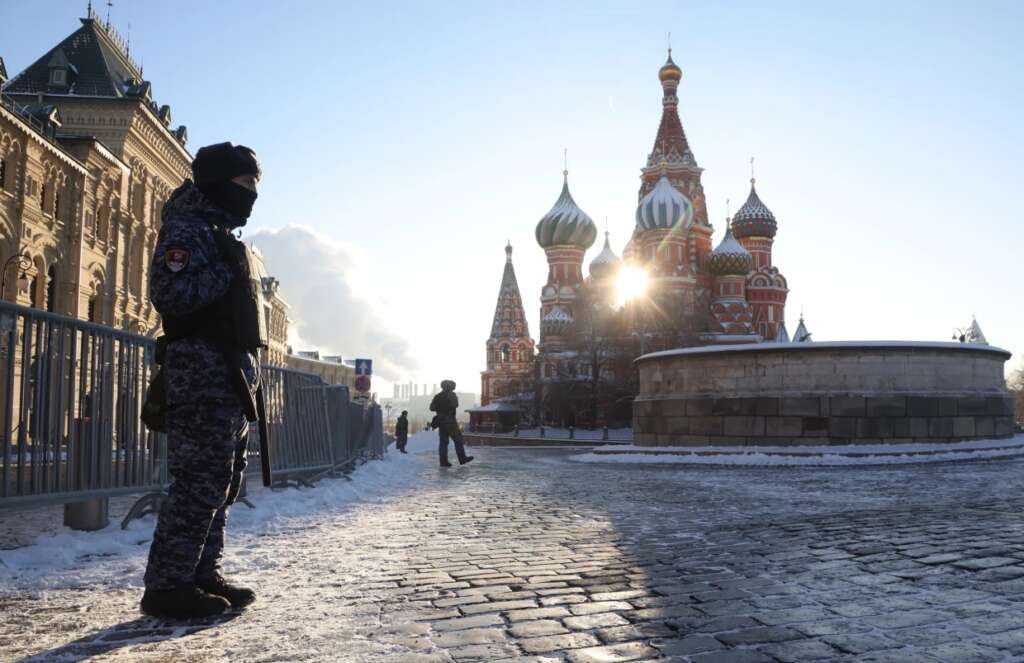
[
  {"left": 395, "top": 410, "right": 409, "bottom": 453},
  {"left": 429, "top": 380, "right": 473, "bottom": 468}
]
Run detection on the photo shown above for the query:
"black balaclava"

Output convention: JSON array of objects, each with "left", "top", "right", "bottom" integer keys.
[{"left": 192, "top": 142, "right": 261, "bottom": 225}]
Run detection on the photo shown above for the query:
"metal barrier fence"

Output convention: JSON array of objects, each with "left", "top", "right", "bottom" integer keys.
[
  {"left": 0, "top": 300, "right": 387, "bottom": 526},
  {"left": 0, "top": 301, "right": 163, "bottom": 509}
]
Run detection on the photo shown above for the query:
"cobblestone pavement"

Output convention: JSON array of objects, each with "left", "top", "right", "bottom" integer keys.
[{"left": 4, "top": 445, "right": 1024, "bottom": 662}]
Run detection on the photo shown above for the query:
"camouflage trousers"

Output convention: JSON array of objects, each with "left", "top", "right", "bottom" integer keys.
[
  {"left": 144, "top": 403, "right": 248, "bottom": 590},
  {"left": 437, "top": 419, "right": 468, "bottom": 465}
]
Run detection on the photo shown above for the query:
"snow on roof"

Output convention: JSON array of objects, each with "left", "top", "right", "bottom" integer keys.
[{"left": 636, "top": 340, "right": 1013, "bottom": 363}]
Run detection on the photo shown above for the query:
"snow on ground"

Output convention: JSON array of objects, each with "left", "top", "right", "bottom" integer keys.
[
  {"left": 0, "top": 430, "right": 437, "bottom": 592},
  {"left": 570, "top": 433, "right": 1024, "bottom": 466}
]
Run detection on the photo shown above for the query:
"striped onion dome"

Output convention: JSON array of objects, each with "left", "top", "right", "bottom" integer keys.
[
  {"left": 635, "top": 174, "right": 694, "bottom": 231},
  {"left": 535, "top": 171, "right": 597, "bottom": 249},
  {"left": 589, "top": 232, "right": 621, "bottom": 279},
  {"left": 708, "top": 224, "right": 752, "bottom": 276},
  {"left": 731, "top": 179, "right": 777, "bottom": 239},
  {"left": 541, "top": 305, "right": 573, "bottom": 332}
]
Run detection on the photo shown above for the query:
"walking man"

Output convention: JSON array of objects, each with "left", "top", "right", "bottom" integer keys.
[
  {"left": 141, "top": 142, "right": 265, "bottom": 619},
  {"left": 395, "top": 410, "right": 409, "bottom": 453},
  {"left": 429, "top": 380, "right": 473, "bottom": 467}
]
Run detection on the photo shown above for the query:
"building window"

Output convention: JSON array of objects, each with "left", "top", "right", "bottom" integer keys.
[
  {"left": 40, "top": 183, "right": 48, "bottom": 211},
  {"left": 54, "top": 190, "right": 62, "bottom": 222},
  {"left": 87, "top": 297, "right": 97, "bottom": 322},
  {"left": 544, "top": 363, "right": 553, "bottom": 378},
  {"left": 501, "top": 345, "right": 511, "bottom": 363},
  {"left": 45, "top": 265, "right": 56, "bottom": 313},
  {"left": 0, "top": 157, "right": 6, "bottom": 191},
  {"left": 49, "top": 69, "right": 66, "bottom": 86}
]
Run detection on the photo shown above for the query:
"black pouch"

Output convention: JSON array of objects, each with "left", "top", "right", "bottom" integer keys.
[
  {"left": 141, "top": 368, "right": 167, "bottom": 432},
  {"left": 141, "top": 336, "right": 170, "bottom": 432}
]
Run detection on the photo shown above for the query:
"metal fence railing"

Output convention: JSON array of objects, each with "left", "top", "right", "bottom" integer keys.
[
  {"left": 0, "top": 300, "right": 387, "bottom": 526},
  {"left": 0, "top": 301, "right": 164, "bottom": 509}
]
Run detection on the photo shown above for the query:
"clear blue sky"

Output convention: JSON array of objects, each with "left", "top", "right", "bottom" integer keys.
[{"left": 3, "top": 1, "right": 1022, "bottom": 392}]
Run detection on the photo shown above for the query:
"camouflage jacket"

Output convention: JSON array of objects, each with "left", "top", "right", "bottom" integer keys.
[{"left": 150, "top": 180, "right": 259, "bottom": 408}]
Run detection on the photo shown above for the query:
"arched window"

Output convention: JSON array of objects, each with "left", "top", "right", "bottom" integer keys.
[
  {"left": 45, "top": 264, "right": 56, "bottom": 313},
  {"left": 39, "top": 183, "right": 48, "bottom": 212},
  {"left": 500, "top": 345, "right": 511, "bottom": 363},
  {"left": 0, "top": 157, "right": 6, "bottom": 191},
  {"left": 87, "top": 297, "right": 97, "bottom": 322}
]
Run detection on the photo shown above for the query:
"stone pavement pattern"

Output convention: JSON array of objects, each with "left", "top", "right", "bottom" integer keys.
[{"left": 4, "top": 447, "right": 1024, "bottom": 661}]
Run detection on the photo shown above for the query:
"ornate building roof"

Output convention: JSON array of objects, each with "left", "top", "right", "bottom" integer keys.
[
  {"left": 647, "top": 50, "right": 697, "bottom": 169},
  {"left": 4, "top": 15, "right": 143, "bottom": 98},
  {"left": 793, "top": 315, "right": 812, "bottom": 342},
  {"left": 709, "top": 225, "right": 752, "bottom": 276},
  {"left": 732, "top": 179, "right": 777, "bottom": 239},
  {"left": 489, "top": 243, "right": 531, "bottom": 341},
  {"left": 774, "top": 320, "right": 791, "bottom": 343},
  {"left": 535, "top": 171, "right": 597, "bottom": 249},
  {"left": 589, "top": 232, "right": 621, "bottom": 279},
  {"left": 636, "top": 173, "right": 694, "bottom": 231}
]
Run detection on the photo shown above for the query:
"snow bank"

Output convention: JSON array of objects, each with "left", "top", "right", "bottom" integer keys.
[
  {"left": 570, "top": 434, "right": 1024, "bottom": 467},
  {"left": 0, "top": 430, "right": 437, "bottom": 591}
]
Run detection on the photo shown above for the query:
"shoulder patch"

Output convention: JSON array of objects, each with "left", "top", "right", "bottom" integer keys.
[{"left": 165, "top": 248, "right": 191, "bottom": 273}]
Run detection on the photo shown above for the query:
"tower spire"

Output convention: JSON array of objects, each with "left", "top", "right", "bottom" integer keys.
[{"left": 750, "top": 156, "right": 756, "bottom": 185}]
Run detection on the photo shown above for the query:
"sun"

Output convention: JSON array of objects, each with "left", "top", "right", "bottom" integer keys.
[{"left": 615, "top": 266, "right": 648, "bottom": 307}]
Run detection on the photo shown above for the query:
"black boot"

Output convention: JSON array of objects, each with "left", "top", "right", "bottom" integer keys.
[
  {"left": 460, "top": 456, "right": 474, "bottom": 465},
  {"left": 140, "top": 586, "right": 230, "bottom": 620},
  {"left": 197, "top": 573, "right": 256, "bottom": 609},
  {"left": 440, "top": 460, "right": 452, "bottom": 467}
]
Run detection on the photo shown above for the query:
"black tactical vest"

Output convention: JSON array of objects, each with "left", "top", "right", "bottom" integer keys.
[{"left": 162, "top": 226, "right": 267, "bottom": 351}]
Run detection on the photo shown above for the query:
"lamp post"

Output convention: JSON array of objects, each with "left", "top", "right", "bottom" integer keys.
[
  {"left": 384, "top": 402, "right": 393, "bottom": 433},
  {"left": 1, "top": 255, "right": 32, "bottom": 301}
]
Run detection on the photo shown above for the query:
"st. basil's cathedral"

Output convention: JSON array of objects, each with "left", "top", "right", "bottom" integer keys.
[{"left": 475, "top": 51, "right": 803, "bottom": 429}]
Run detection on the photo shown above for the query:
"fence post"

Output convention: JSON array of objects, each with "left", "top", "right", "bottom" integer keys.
[
  {"left": 602, "top": 426, "right": 609, "bottom": 441},
  {"left": 569, "top": 426, "right": 574, "bottom": 440},
  {"left": 64, "top": 498, "right": 109, "bottom": 531}
]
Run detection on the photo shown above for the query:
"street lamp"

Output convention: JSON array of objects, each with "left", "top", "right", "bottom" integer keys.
[
  {"left": 1, "top": 255, "right": 31, "bottom": 301},
  {"left": 384, "top": 402, "right": 393, "bottom": 433}
]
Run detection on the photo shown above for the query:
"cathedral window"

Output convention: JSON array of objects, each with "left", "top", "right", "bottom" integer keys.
[
  {"left": 40, "top": 183, "right": 48, "bottom": 212},
  {"left": 501, "top": 345, "right": 511, "bottom": 363},
  {"left": 54, "top": 190, "right": 62, "bottom": 222},
  {"left": 87, "top": 297, "right": 97, "bottom": 322},
  {"left": 0, "top": 157, "right": 6, "bottom": 191}
]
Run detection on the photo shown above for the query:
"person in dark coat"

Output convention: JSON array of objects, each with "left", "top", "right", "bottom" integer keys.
[
  {"left": 395, "top": 410, "right": 409, "bottom": 453},
  {"left": 429, "top": 380, "right": 473, "bottom": 467},
  {"left": 141, "top": 142, "right": 264, "bottom": 620}
]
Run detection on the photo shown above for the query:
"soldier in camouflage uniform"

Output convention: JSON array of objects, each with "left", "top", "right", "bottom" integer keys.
[
  {"left": 429, "top": 380, "right": 473, "bottom": 468},
  {"left": 141, "top": 143, "right": 265, "bottom": 620}
]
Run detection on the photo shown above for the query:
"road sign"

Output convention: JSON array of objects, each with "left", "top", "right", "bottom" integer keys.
[
  {"left": 355, "top": 359, "right": 372, "bottom": 376},
  {"left": 354, "top": 374, "right": 371, "bottom": 393}
]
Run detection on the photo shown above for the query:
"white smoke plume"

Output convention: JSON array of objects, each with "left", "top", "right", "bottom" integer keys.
[{"left": 248, "top": 225, "right": 416, "bottom": 381}]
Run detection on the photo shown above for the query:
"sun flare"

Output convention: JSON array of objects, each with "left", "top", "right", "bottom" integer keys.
[{"left": 616, "top": 266, "right": 648, "bottom": 306}]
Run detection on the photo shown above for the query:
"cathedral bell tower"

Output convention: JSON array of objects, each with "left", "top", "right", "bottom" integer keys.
[{"left": 480, "top": 243, "right": 535, "bottom": 405}]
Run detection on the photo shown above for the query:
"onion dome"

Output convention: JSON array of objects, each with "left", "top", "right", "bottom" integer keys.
[
  {"left": 541, "top": 305, "right": 573, "bottom": 333},
  {"left": 635, "top": 173, "right": 694, "bottom": 231},
  {"left": 708, "top": 223, "right": 752, "bottom": 276},
  {"left": 659, "top": 49, "right": 682, "bottom": 83},
  {"left": 589, "top": 232, "right": 621, "bottom": 279},
  {"left": 535, "top": 171, "right": 597, "bottom": 250},
  {"left": 732, "top": 179, "right": 777, "bottom": 239}
]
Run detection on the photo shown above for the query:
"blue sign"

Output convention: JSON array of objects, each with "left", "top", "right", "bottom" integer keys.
[{"left": 355, "top": 359, "right": 373, "bottom": 376}]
